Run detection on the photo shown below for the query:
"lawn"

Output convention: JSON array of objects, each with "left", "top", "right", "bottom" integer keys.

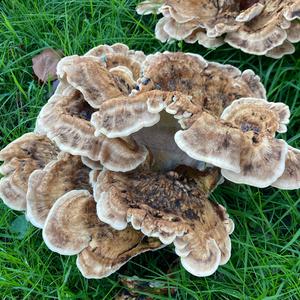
[{"left": 0, "top": 0, "right": 299, "bottom": 299}]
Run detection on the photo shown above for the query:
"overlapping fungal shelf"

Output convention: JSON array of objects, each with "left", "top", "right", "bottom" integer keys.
[
  {"left": 1, "top": 44, "right": 299, "bottom": 279},
  {"left": 136, "top": 0, "right": 300, "bottom": 58}
]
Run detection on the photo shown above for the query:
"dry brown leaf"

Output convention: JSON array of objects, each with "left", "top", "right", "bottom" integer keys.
[{"left": 32, "top": 48, "right": 63, "bottom": 82}]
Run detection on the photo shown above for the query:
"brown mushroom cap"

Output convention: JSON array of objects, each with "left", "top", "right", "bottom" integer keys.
[
  {"left": 94, "top": 168, "right": 234, "bottom": 277},
  {"left": 137, "top": 1, "right": 300, "bottom": 57},
  {"left": 138, "top": 52, "right": 266, "bottom": 116},
  {"left": 85, "top": 43, "right": 146, "bottom": 82},
  {"left": 159, "top": 0, "right": 242, "bottom": 36},
  {"left": 235, "top": 2, "right": 265, "bottom": 22},
  {"left": 220, "top": 98, "right": 290, "bottom": 134},
  {"left": 90, "top": 50, "right": 269, "bottom": 177},
  {"left": 154, "top": 17, "right": 173, "bottom": 42},
  {"left": 175, "top": 112, "right": 242, "bottom": 174},
  {"left": 91, "top": 91, "right": 165, "bottom": 138},
  {"left": 92, "top": 52, "right": 266, "bottom": 138},
  {"left": 90, "top": 90, "right": 206, "bottom": 171},
  {"left": 175, "top": 98, "right": 290, "bottom": 187},
  {"left": 90, "top": 52, "right": 292, "bottom": 188},
  {"left": 137, "top": 1, "right": 265, "bottom": 39},
  {"left": 108, "top": 66, "right": 137, "bottom": 95},
  {"left": 272, "top": 146, "right": 300, "bottom": 190},
  {"left": 184, "top": 28, "right": 224, "bottom": 48},
  {"left": 43, "top": 189, "right": 162, "bottom": 279},
  {"left": 286, "top": 21, "right": 300, "bottom": 43},
  {"left": 158, "top": 0, "right": 205, "bottom": 23},
  {"left": 56, "top": 55, "right": 123, "bottom": 108},
  {"left": 81, "top": 156, "right": 102, "bottom": 170},
  {"left": 162, "top": 17, "right": 200, "bottom": 40},
  {"left": 26, "top": 152, "right": 91, "bottom": 228},
  {"left": 36, "top": 88, "right": 149, "bottom": 172},
  {"left": 265, "top": 40, "right": 296, "bottom": 59},
  {"left": 219, "top": 138, "right": 288, "bottom": 188},
  {"left": 283, "top": 1, "right": 300, "bottom": 21},
  {"left": 0, "top": 133, "right": 59, "bottom": 210},
  {"left": 93, "top": 89, "right": 207, "bottom": 171},
  {"left": 225, "top": 0, "right": 300, "bottom": 55},
  {"left": 55, "top": 44, "right": 145, "bottom": 103}
]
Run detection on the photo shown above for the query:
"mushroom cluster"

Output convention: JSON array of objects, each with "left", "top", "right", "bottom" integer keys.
[
  {"left": 1, "top": 44, "right": 299, "bottom": 279},
  {"left": 136, "top": 0, "right": 300, "bottom": 58}
]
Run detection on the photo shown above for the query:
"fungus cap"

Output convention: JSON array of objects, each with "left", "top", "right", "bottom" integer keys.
[
  {"left": 220, "top": 98, "right": 290, "bottom": 134},
  {"left": 138, "top": 52, "right": 266, "bottom": 116},
  {"left": 56, "top": 55, "right": 123, "bottom": 108},
  {"left": 0, "top": 133, "right": 59, "bottom": 210},
  {"left": 184, "top": 28, "right": 224, "bottom": 48},
  {"left": 265, "top": 40, "right": 296, "bottom": 59},
  {"left": 286, "top": 21, "right": 300, "bottom": 43},
  {"left": 43, "top": 189, "right": 162, "bottom": 279},
  {"left": 272, "top": 146, "right": 300, "bottom": 190},
  {"left": 84, "top": 43, "right": 146, "bottom": 83},
  {"left": 136, "top": 0, "right": 163, "bottom": 15},
  {"left": 91, "top": 52, "right": 266, "bottom": 140},
  {"left": 224, "top": 0, "right": 300, "bottom": 56},
  {"left": 137, "top": 0, "right": 300, "bottom": 57},
  {"left": 175, "top": 98, "right": 291, "bottom": 188},
  {"left": 81, "top": 156, "right": 102, "bottom": 170},
  {"left": 36, "top": 88, "right": 149, "bottom": 172},
  {"left": 94, "top": 168, "right": 234, "bottom": 277},
  {"left": 26, "top": 152, "right": 91, "bottom": 228}
]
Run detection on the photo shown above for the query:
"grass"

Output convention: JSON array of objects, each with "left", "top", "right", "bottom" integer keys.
[{"left": 0, "top": 0, "right": 299, "bottom": 299}]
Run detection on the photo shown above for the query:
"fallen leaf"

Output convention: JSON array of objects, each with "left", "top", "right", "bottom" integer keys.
[{"left": 32, "top": 48, "right": 63, "bottom": 82}]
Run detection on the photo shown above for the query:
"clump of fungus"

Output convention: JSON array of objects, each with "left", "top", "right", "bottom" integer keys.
[
  {"left": 1, "top": 44, "right": 299, "bottom": 280},
  {"left": 136, "top": 0, "right": 300, "bottom": 58}
]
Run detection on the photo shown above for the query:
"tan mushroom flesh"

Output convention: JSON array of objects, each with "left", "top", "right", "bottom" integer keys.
[
  {"left": 137, "top": 52, "right": 266, "bottom": 116},
  {"left": 85, "top": 43, "right": 146, "bottom": 84},
  {"left": 92, "top": 88, "right": 296, "bottom": 188}
]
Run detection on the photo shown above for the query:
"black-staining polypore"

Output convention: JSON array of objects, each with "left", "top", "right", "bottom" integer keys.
[{"left": 1, "top": 44, "right": 299, "bottom": 281}]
